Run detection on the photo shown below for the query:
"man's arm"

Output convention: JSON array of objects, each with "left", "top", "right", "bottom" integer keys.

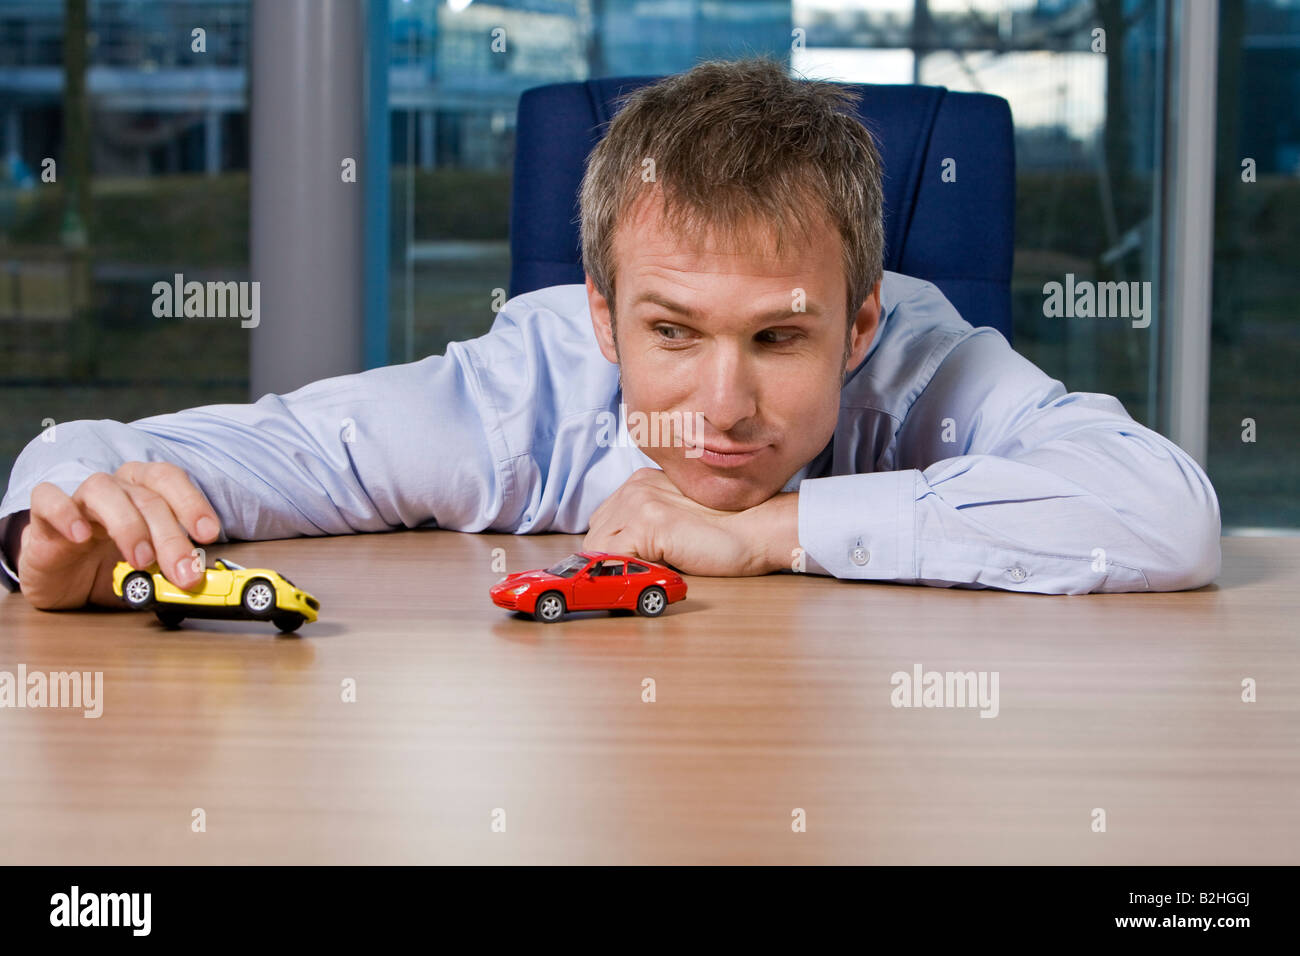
[
  {"left": 4, "top": 359, "right": 491, "bottom": 530},
  {"left": 0, "top": 351, "right": 506, "bottom": 601},
  {"left": 797, "top": 329, "right": 1221, "bottom": 593},
  {"left": 0, "top": 289, "right": 611, "bottom": 602}
]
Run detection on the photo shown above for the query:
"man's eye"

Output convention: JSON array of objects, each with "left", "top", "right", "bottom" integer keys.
[
  {"left": 654, "top": 325, "right": 689, "bottom": 341},
  {"left": 757, "top": 329, "right": 802, "bottom": 345}
]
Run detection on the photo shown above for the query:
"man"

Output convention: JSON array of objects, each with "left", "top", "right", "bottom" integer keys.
[{"left": 0, "top": 58, "right": 1220, "bottom": 608}]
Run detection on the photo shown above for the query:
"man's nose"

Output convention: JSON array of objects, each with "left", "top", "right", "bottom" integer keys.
[{"left": 696, "top": 342, "right": 758, "bottom": 434}]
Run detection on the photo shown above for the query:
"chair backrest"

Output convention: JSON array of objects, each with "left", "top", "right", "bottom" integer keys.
[{"left": 509, "top": 76, "right": 1015, "bottom": 342}]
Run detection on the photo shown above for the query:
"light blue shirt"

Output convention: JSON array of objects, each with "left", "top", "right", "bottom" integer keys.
[{"left": 0, "top": 271, "right": 1221, "bottom": 595}]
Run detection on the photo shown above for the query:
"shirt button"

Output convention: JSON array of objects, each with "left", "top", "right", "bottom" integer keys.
[
  {"left": 851, "top": 546, "right": 870, "bottom": 566},
  {"left": 1006, "top": 566, "right": 1028, "bottom": 582}
]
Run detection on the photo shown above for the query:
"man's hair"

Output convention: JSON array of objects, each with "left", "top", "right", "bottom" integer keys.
[{"left": 579, "top": 56, "right": 885, "bottom": 328}]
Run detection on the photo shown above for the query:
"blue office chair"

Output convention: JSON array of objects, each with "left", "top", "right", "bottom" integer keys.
[{"left": 509, "top": 76, "right": 1015, "bottom": 343}]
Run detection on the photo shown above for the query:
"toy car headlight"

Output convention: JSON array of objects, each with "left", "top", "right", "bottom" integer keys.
[{"left": 509, "top": 584, "right": 531, "bottom": 596}]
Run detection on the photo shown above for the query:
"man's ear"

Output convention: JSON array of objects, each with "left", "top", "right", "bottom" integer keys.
[
  {"left": 586, "top": 275, "right": 620, "bottom": 365},
  {"left": 846, "top": 280, "right": 882, "bottom": 372}
]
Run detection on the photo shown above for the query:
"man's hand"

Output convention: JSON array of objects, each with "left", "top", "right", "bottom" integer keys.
[
  {"left": 583, "top": 468, "right": 799, "bottom": 576},
  {"left": 11, "top": 461, "right": 221, "bottom": 610}
]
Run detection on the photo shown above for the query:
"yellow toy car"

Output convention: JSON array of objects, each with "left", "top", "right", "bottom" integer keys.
[{"left": 112, "top": 557, "right": 320, "bottom": 632}]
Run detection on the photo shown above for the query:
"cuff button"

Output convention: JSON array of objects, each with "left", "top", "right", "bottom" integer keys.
[
  {"left": 851, "top": 546, "right": 870, "bottom": 566},
  {"left": 1006, "top": 566, "right": 1028, "bottom": 582}
]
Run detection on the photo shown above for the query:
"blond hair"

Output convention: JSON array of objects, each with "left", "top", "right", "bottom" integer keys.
[{"left": 579, "top": 56, "right": 885, "bottom": 326}]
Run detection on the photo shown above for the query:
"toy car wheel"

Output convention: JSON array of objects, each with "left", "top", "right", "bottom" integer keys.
[
  {"left": 534, "top": 591, "right": 566, "bottom": 623},
  {"left": 636, "top": 586, "right": 667, "bottom": 617},
  {"left": 273, "top": 612, "right": 304, "bottom": 633},
  {"left": 241, "top": 578, "right": 277, "bottom": 618},
  {"left": 155, "top": 608, "right": 185, "bottom": 628},
  {"left": 122, "top": 572, "right": 155, "bottom": 609}
]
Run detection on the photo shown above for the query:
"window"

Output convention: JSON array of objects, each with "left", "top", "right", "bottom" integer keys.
[
  {"left": 385, "top": 0, "right": 795, "bottom": 363},
  {"left": 0, "top": 0, "right": 250, "bottom": 481},
  {"left": 1208, "top": 0, "right": 1300, "bottom": 529},
  {"left": 545, "top": 553, "right": 588, "bottom": 578}
]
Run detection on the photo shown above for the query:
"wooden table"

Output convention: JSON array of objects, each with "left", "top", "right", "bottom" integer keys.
[{"left": 0, "top": 533, "right": 1296, "bottom": 865}]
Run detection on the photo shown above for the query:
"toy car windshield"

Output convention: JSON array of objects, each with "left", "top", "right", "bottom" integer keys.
[
  {"left": 545, "top": 554, "right": 588, "bottom": 578},
  {"left": 214, "top": 556, "right": 296, "bottom": 586}
]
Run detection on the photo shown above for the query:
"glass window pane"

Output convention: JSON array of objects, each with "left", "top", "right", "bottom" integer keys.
[
  {"left": 0, "top": 0, "right": 250, "bottom": 480},
  {"left": 1209, "top": 0, "right": 1300, "bottom": 530},
  {"left": 386, "top": 0, "right": 797, "bottom": 363},
  {"left": 794, "top": 0, "right": 1167, "bottom": 429}
]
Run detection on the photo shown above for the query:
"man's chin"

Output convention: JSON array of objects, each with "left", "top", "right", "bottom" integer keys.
[{"left": 666, "top": 466, "right": 783, "bottom": 512}]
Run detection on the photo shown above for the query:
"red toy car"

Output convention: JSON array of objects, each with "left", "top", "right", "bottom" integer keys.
[{"left": 490, "top": 552, "right": 687, "bottom": 622}]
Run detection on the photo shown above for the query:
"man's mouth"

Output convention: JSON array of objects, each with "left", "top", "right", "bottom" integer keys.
[{"left": 698, "top": 443, "right": 767, "bottom": 469}]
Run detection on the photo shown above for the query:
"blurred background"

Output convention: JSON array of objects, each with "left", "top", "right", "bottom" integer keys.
[{"left": 0, "top": 0, "right": 1296, "bottom": 530}]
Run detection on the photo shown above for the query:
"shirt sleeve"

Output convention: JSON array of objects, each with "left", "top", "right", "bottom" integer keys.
[
  {"left": 0, "top": 315, "right": 553, "bottom": 590},
  {"left": 797, "top": 328, "right": 1222, "bottom": 594}
]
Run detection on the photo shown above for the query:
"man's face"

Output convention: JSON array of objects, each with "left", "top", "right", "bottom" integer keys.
[{"left": 586, "top": 193, "right": 881, "bottom": 512}]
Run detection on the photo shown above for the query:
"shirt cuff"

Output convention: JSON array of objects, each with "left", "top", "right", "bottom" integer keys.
[{"left": 797, "top": 470, "right": 919, "bottom": 580}]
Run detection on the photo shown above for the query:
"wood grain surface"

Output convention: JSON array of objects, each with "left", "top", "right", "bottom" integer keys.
[{"left": 0, "top": 532, "right": 1295, "bottom": 864}]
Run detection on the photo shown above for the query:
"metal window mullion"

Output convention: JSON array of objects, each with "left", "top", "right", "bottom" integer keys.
[
  {"left": 250, "top": 0, "right": 365, "bottom": 396},
  {"left": 1160, "top": 0, "right": 1219, "bottom": 466},
  {"left": 364, "top": 0, "right": 391, "bottom": 370}
]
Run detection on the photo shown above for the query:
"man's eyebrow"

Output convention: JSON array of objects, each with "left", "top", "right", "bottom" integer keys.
[{"left": 630, "top": 291, "right": 824, "bottom": 323}]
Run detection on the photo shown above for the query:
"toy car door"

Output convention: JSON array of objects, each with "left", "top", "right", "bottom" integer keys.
[
  {"left": 572, "top": 559, "right": 629, "bottom": 609},
  {"left": 194, "top": 559, "right": 238, "bottom": 605}
]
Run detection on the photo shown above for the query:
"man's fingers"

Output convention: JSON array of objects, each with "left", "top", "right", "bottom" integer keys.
[
  {"left": 73, "top": 473, "right": 156, "bottom": 570},
  {"left": 585, "top": 515, "right": 638, "bottom": 558},
  {"left": 589, "top": 471, "right": 659, "bottom": 531},
  {"left": 118, "top": 461, "right": 220, "bottom": 542},
  {"left": 122, "top": 483, "right": 202, "bottom": 588},
  {"left": 586, "top": 489, "right": 616, "bottom": 532},
  {"left": 632, "top": 467, "right": 672, "bottom": 489},
  {"left": 582, "top": 507, "right": 615, "bottom": 550},
  {"left": 583, "top": 526, "right": 617, "bottom": 555},
  {"left": 28, "top": 482, "right": 93, "bottom": 544},
  {"left": 585, "top": 498, "right": 628, "bottom": 545},
  {"left": 587, "top": 527, "right": 648, "bottom": 564},
  {"left": 27, "top": 465, "right": 215, "bottom": 593}
]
